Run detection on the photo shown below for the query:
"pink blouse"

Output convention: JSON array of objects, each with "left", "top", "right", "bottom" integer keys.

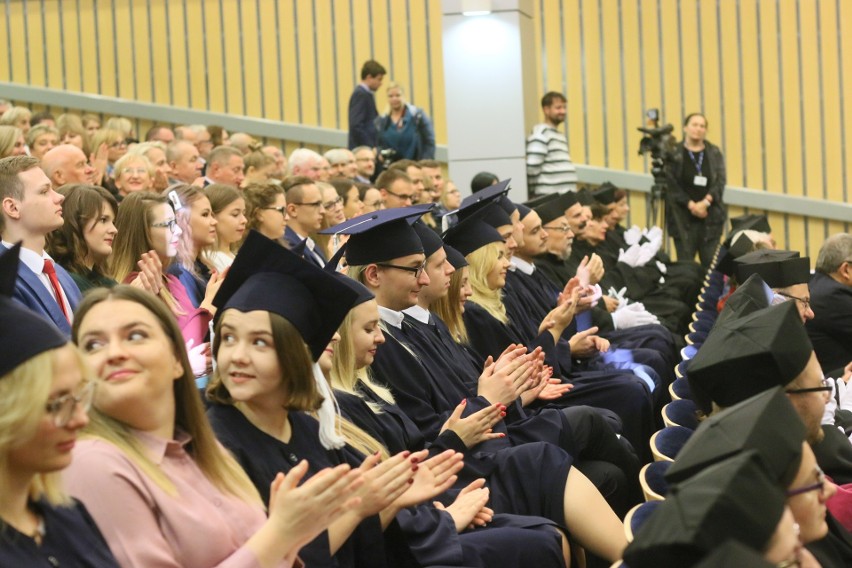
[
  {"left": 64, "top": 431, "right": 292, "bottom": 568},
  {"left": 122, "top": 273, "right": 212, "bottom": 346}
]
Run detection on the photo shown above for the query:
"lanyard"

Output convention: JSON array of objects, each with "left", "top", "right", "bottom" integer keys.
[{"left": 687, "top": 150, "right": 704, "bottom": 176}]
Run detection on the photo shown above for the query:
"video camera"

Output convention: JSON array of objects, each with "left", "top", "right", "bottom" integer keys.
[{"left": 637, "top": 108, "right": 678, "bottom": 167}]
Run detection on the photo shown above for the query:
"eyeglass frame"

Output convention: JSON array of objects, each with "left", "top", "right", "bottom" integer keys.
[
  {"left": 150, "top": 218, "right": 179, "bottom": 231},
  {"left": 290, "top": 201, "right": 325, "bottom": 209},
  {"left": 786, "top": 377, "right": 833, "bottom": 396},
  {"left": 383, "top": 189, "right": 415, "bottom": 202},
  {"left": 775, "top": 291, "right": 811, "bottom": 311},
  {"left": 785, "top": 465, "right": 826, "bottom": 498},
  {"left": 262, "top": 205, "right": 286, "bottom": 214},
  {"left": 376, "top": 261, "right": 427, "bottom": 279},
  {"left": 46, "top": 381, "right": 96, "bottom": 428},
  {"left": 322, "top": 196, "right": 344, "bottom": 209},
  {"left": 543, "top": 224, "right": 572, "bottom": 233}
]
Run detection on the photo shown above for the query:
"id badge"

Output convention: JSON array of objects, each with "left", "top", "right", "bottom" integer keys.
[{"left": 693, "top": 175, "right": 708, "bottom": 187}]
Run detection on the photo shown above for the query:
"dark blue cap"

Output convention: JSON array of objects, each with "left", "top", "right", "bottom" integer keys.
[
  {"left": 213, "top": 231, "right": 360, "bottom": 361},
  {"left": 735, "top": 249, "right": 810, "bottom": 288},
  {"left": 458, "top": 179, "right": 511, "bottom": 219},
  {"left": 320, "top": 206, "right": 427, "bottom": 266},
  {"left": 334, "top": 273, "right": 375, "bottom": 307},
  {"left": 0, "top": 243, "right": 68, "bottom": 377},
  {"left": 444, "top": 245, "right": 468, "bottom": 270},
  {"left": 515, "top": 203, "right": 532, "bottom": 220},
  {"left": 413, "top": 220, "right": 444, "bottom": 258},
  {"left": 443, "top": 206, "right": 504, "bottom": 257}
]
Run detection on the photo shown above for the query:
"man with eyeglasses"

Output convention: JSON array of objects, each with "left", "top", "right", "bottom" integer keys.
[
  {"left": 282, "top": 176, "right": 327, "bottom": 268},
  {"left": 376, "top": 168, "right": 416, "bottom": 209},
  {"left": 806, "top": 233, "right": 852, "bottom": 377},
  {"left": 736, "top": 249, "right": 815, "bottom": 323},
  {"left": 352, "top": 146, "right": 376, "bottom": 183}
]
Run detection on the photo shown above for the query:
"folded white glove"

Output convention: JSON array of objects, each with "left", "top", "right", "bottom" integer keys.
[
  {"left": 607, "top": 286, "right": 630, "bottom": 309},
  {"left": 586, "top": 284, "right": 603, "bottom": 307},
  {"left": 837, "top": 379, "right": 852, "bottom": 413},
  {"left": 618, "top": 245, "right": 643, "bottom": 267},
  {"left": 648, "top": 234, "right": 663, "bottom": 253},
  {"left": 624, "top": 226, "right": 642, "bottom": 246},
  {"left": 655, "top": 260, "right": 668, "bottom": 274},
  {"left": 611, "top": 303, "right": 660, "bottom": 329},
  {"left": 646, "top": 226, "right": 663, "bottom": 241},
  {"left": 636, "top": 242, "right": 658, "bottom": 266}
]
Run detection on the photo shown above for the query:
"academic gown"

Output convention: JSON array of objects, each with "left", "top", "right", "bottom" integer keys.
[
  {"left": 0, "top": 498, "right": 120, "bottom": 567},
  {"left": 805, "top": 513, "right": 852, "bottom": 568},
  {"left": 207, "top": 405, "right": 398, "bottom": 568},
  {"left": 462, "top": 300, "right": 654, "bottom": 461}
]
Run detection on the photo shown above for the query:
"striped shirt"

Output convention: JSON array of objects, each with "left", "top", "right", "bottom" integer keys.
[{"left": 526, "top": 123, "right": 578, "bottom": 195}]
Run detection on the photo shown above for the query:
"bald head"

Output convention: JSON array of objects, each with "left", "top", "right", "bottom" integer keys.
[{"left": 40, "top": 144, "right": 94, "bottom": 187}]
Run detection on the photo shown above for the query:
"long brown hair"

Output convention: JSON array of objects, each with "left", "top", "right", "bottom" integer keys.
[
  {"left": 71, "top": 286, "right": 261, "bottom": 504},
  {"left": 47, "top": 184, "right": 118, "bottom": 276}
]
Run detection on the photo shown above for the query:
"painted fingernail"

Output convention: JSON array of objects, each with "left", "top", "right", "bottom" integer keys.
[
  {"left": 408, "top": 478, "right": 414, "bottom": 484},
  {"left": 412, "top": 465, "right": 419, "bottom": 472},
  {"left": 403, "top": 451, "right": 411, "bottom": 458},
  {"left": 500, "top": 412, "right": 506, "bottom": 417}
]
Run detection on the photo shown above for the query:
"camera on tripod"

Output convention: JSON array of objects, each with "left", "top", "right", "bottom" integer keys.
[{"left": 637, "top": 108, "right": 677, "bottom": 172}]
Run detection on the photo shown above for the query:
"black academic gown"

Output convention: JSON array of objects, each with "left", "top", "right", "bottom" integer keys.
[
  {"left": 805, "top": 514, "right": 852, "bottom": 568},
  {"left": 207, "top": 405, "right": 398, "bottom": 568},
  {"left": 0, "top": 498, "right": 120, "bottom": 567}
]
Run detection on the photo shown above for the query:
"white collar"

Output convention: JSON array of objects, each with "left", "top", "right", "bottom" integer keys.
[
  {"left": 510, "top": 256, "right": 535, "bottom": 275},
  {"left": 378, "top": 305, "right": 405, "bottom": 329},
  {"left": 403, "top": 304, "right": 431, "bottom": 324},
  {"left": 2, "top": 240, "right": 48, "bottom": 273}
]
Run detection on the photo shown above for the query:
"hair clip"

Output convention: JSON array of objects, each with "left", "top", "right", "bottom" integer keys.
[{"left": 167, "top": 189, "right": 184, "bottom": 212}]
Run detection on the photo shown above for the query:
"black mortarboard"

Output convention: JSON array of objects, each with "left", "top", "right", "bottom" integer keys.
[
  {"left": 496, "top": 195, "right": 517, "bottom": 216},
  {"left": 479, "top": 203, "right": 513, "bottom": 229},
  {"left": 471, "top": 171, "right": 499, "bottom": 193},
  {"left": 730, "top": 214, "right": 772, "bottom": 235},
  {"left": 713, "top": 273, "right": 773, "bottom": 328},
  {"left": 0, "top": 243, "right": 68, "bottom": 378},
  {"left": 559, "top": 191, "right": 581, "bottom": 211},
  {"left": 213, "top": 231, "right": 359, "bottom": 361},
  {"left": 458, "top": 179, "right": 511, "bottom": 220},
  {"left": 443, "top": 206, "right": 504, "bottom": 257},
  {"left": 687, "top": 302, "right": 813, "bottom": 408},
  {"left": 523, "top": 193, "right": 559, "bottom": 209},
  {"left": 335, "top": 273, "right": 376, "bottom": 307},
  {"left": 693, "top": 541, "right": 774, "bottom": 568},
  {"left": 624, "top": 451, "right": 786, "bottom": 567},
  {"left": 735, "top": 249, "right": 811, "bottom": 288},
  {"left": 665, "top": 387, "right": 805, "bottom": 486},
  {"left": 716, "top": 231, "right": 762, "bottom": 276},
  {"left": 592, "top": 182, "right": 617, "bottom": 205},
  {"left": 533, "top": 196, "right": 569, "bottom": 225},
  {"left": 413, "top": 220, "right": 444, "bottom": 258},
  {"left": 515, "top": 202, "right": 532, "bottom": 220},
  {"left": 319, "top": 206, "right": 427, "bottom": 266},
  {"left": 576, "top": 188, "right": 595, "bottom": 206},
  {"left": 444, "top": 245, "right": 468, "bottom": 270}
]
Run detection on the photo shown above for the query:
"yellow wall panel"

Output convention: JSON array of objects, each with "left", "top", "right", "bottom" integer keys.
[
  {"left": 148, "top": 1, "right": 171, "bottom": 105},
  {"left": 562, "top": 0, "right": 585, "bottom": 164},
  {"left": 278, "top": 3, "right": 299, "bottom": 124},
  {"left": 620, "top": 0, "right": 644, "bottom": 173},
  {"left": 130, "top": 0, "right": 152, "bottom": 103},
  {"left": 600, "top": 0, "right": 625, "bottom": 170},
  {"left": 717, "top": 3, "right": 743, "bottom": 187},
  {"left": 427, "top": 0, "right": 446, "bottom": 143},
  {"left": 25, "top": 0, "right": 46, "bottom": 87},
  {"left": 698, "top": 0, "right": 722, "bottom": 143},
  {"left": 738, "top": 0, "right": 764, "bottom": 190},
  {"left": 112, "top": 2, "right": 133, "bottom": 99},
  {"left": 798, "top": 1, "right": 824, "bottom": 199},
  {"left": 407, "top": 1, "right": 430, "bottom": 116},
  {"left": 185, "top": 0, "right": 208, "bottom": 111},
  {"left": 7, "top": 2, "right": 27, "bottom": 84},
  {"left": 43, "top": 1, "right": 64, "bottom": 90},
  {"left": 677, "top": 0, "right": 701, "bottom": 116},
  {"left": 659, "top": 0, "right": 683, "bottom": 133},
  {"left": 95, "top": 0, "right": 117, "bottom": 97},
  {"left": 580, "top": 0, "right": 604, "bottom": 167},
  {"left": 818, "top": 1, "right": 842, "bottom": 202},
  {"left": 777, "top": 0, "right": 803, "bottom": 196},
  {"left": 220, "top": 0, "right": 244, "bottom": 115}
]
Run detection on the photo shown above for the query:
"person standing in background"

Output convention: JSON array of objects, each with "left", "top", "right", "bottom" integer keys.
[
  {"left": 525, "top": 92, "right": 578, "bottom": 197},
  {"left": 348, "top": 60, "right": 386, "bottom": 151}
]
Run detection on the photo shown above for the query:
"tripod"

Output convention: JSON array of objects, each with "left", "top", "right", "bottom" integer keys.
[{"left": 646, "top": 157, "right": 686, "bottom": 256}]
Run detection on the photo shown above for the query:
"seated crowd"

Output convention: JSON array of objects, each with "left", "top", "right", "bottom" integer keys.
[{"left": 0, "top": 102, "right": 851, "bottom": 568}]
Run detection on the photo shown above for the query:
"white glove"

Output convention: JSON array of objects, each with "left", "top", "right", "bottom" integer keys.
[
  {"left": 586, "top": 284, "right": 603, "bottom": 308},
  {"left": 186, "top": 339, "right": 212, "bottom": 377},
  {"left": 607, "top": 286, "right": 630, "bottom": 309},
  {"left": 837, "top": 379, "right": 852, "bottom": 413},
  {"left": 646, "top": 226, "right": 663, "bottom": 241},
  {"left": 655, "top": 260, "right": 668, "bottom": 274},
  {"left": 618, "top": 245, "right": 643, "bottom": 267},
  {"left": 624, "top": 225, "right": 642, "bottom": 246},
  {"left": 636, "top": 242, "right": 658, "bottom": 266},
  {"left": 611, "top": 303, "right": 660, "bottom": 329}
]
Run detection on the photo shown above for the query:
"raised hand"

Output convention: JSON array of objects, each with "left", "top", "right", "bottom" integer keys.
[
  {"left": 199, "top": 268, "right": 228, "bottom": 314},
  {"left": 478, "top": 347, "right": 534, "bottom": 405},
  {"left": 392, "top": 450, "right": 464, "bottom": 509},
  {"left": 440, "top": 399, "right": 506, "bottom": 448},
  {"left": 569, "top": 326, "right": 607, "bottom": 358},
  {"left": 435, "top": 478, "right": 492, "bottom": 532}
]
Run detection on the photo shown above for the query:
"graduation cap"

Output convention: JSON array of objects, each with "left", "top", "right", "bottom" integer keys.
[
  {"left": 725, "top": 214, "right": 772, "bottom": 249},
  {"left": 591, "top": 182, "right": 618, "bottom": 205},
  {"left": 665, "top": 387, "right": 805, "bottom": 486},
  {"left": 471, "top": 171, "right": 499, "bottom": 193},
  {"left": 523, "top": 193, "right": 559, "bottom": 209},
  {"left": 457, "top": 179, "right": 512, "bottom": 221},
  {"left": 319, "top": 206, "right": 428, "bottom": 266},
  {"left": 213, "top": 230, "right": 359, "bottom": 361},
  {"left": 692, "top": 540, "right": 774, "bottom": 568},
  {"left": 515, "top": 202, "right": 532, "bottom": 220},
  {"left": 413, "top": 220, "right": 444, "bottom": 258},
  {"left": 559, "top": 191, "right": 581, "bottom": 211},
  {"left": 532, "top": 195, "right": 569, "bottom": 225},
  {"left": 735, "top": 249, "right": 811, "bottom": 288},
  {"left": 623, "top": 451, "right": 786, "bottom": 567},
  {"left": 716, "top": 231, "right": 763, "bottom": 276},
  {"left": 334, "top": 273, "right": 376, "bottom": 307},
  {"left": 443, "top": 206, "right": 504, "bottom": 257},
  {"left": 713, "top": 273, "right": 773, "bottom": 328},
  {"left": 0, "top": 243, "right": 68, "bottom": 378},
  {"left": 687, "top": 301, "right": 813, "bottom": 408},
  {"left": 576, "top": 188, "right": 596, "bottom": 206},
  {"left": 444, "top": 245, "right": 468, "bottom": 270}
]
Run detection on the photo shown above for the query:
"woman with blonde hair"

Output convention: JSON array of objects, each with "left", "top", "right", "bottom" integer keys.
[
  {"left": 89, "top": 128, "right": 127, "bottom": 183},
  {"left": 375, "top": 83, "right": 435, "bottom": 161},
  {"left": 203, "top": 183, "right": 247, "bottom": 271},
  {"left": 112, "top": 152, "right": 154, "bottom": 199},
  {"left": 243, "top": 182, "right": 287, "bottom": 243},
  {"left": 68, "top": 285, "right": 362, "bottom": 567},
  {"left": 0, "top": 244, "right": 119, "bottom": 566},
  {"left": 0, "top": 106, "right": 32, "bottom": 135},
  {"left": 0, "top": 125, "right": 26, "bottom": 158},
  {"left": 128, "top": 141, "right": 172, "bottom": 192},
  {"left": 242, "top": 149, "right": 277, "bottom": 186},
  {"left": 26, "top": 124, "right": 59, "bottom": 160},
  {"left": 56, "top": 113, "right": 91, "bottom": 154}
]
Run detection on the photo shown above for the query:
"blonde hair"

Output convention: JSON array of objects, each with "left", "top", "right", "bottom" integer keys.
[
  {"left": 72, "top": 287, "right": 262, "bottom": 504},
  {"left": 0, "top": 346, "right": 84, "bottom": 507},
  {"left": 466, "top": 243, "right": 508, "bottom": 324},
  {"left": 382, "top": 82, "right": 407, "bottom": 115},
  {"left": 431, "top": 266, "right": 470, "bottom": 344},
  {"left": 0, "top": 125, "right": 23, "bottom": 158},
  {"left": 56, "top": 113, "right": 91, "bottom": 155},
  {"left": 104, "top": 117, "right": 134, "bottom": 139},
  {"left": 0, "top": 106, "right": 32, "bottom": 128}
]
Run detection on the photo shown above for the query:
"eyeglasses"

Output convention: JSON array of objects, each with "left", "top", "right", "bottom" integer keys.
[
  {"left": 543, "top": 224, "right": 571, "bottom": 233},
  {"left": 46, "top": 381, "right": 96, "bottom": 428},
  {"left": 262, "top": 206, "right": 286, "bottom": 215},
  {"left": 121, "top": 167, "right": 150, "bottom": 176},
  {"left": 786, "top": 377, "right": 833, "bottom": 396},
  {"left": 376, "top": 261, "right": 426, "bottom": 279},
  {"left": 786, "top": 465, "right": 827, "bottom": 497},
  {"left": 291, "top": 201, "right": 324, "bottom": 209},
  {"left": 384, "top": 190, "right": 414, "bottom": 202},
  {"left": 322, "top": 196, "right": 343, "bottom": 209},
  {"left": 109, "top": 140, "right": 128, "bottom": 149},
  {"left": 364, "top": 200, "right": 385, "bottom": 208},
  {"left": 151, "top": 218, "right": 178, "bottom": 231},
  {"left": 775, "top": 291, "right": 811, "bottom": 311}
]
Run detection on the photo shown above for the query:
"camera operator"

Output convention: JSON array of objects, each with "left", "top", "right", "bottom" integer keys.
[{"left": 666, "top": 113, "right": 727, "bottom": 268}]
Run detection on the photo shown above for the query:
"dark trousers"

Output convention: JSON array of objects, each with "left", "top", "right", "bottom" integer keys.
[{"left": 672, "top": 219, "right": 719, "bottom": 268}]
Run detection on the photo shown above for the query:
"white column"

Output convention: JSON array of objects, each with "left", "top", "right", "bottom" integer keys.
[{"left": 441, "top": 0, "right": 537, "bottom": 203}]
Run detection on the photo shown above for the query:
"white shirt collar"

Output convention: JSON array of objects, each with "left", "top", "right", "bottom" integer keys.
[
  {"left": 378, "top": 305, "right": 405, "bottom": 329},
  {"left": 403, "top": 304, "right": 431, "bottom": 324},
  {"left": 510, "top": 256, "right": 535, "bottom": 275},
  {"left": 2, "top": 240, "right": 47, "bottom": 273}
]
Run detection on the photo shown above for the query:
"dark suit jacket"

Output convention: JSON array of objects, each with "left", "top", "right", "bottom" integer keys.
[
  {"left": 807, "top": 271, "right": 852, "bottom": 373},
  {"left": 283, "top": 227, "right": 327, "bottom": 268},
  {"left": 348, "top": 85, "right": 378, "bottom": 149},
  {"left": 5, "top": 247, "right": 82, "bottom": 336}
]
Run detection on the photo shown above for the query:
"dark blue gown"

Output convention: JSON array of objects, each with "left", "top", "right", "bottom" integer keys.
[{"left": 0, "top": 498, "right": 120, "bottom": 567}]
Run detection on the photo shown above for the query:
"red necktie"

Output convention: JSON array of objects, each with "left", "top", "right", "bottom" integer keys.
[{"left": 43, "top": 259, "right": 70, "bottom": 322}]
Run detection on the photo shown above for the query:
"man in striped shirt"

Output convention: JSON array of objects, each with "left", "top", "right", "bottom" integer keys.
[{"left": 526, "top": 92, "right": 578, "bottom": 196}]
